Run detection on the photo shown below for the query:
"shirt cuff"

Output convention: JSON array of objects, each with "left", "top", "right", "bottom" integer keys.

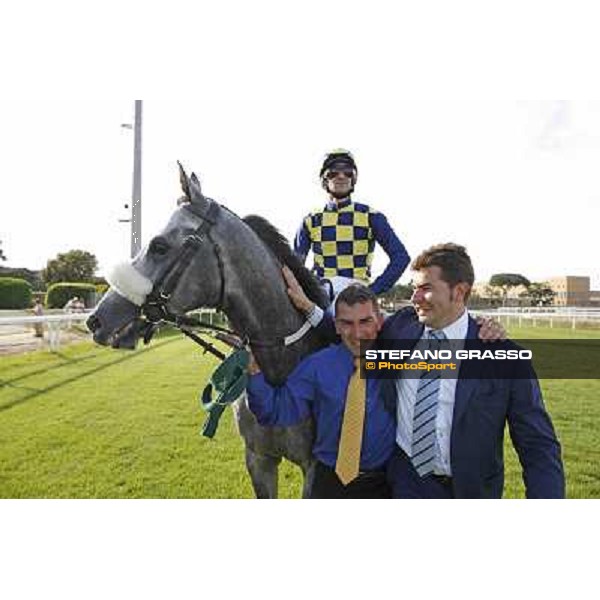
[{"left": 306, "top": 305, "right": 324, "bottom": 327}]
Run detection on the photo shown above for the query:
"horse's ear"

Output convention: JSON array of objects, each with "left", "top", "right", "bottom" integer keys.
[
  {"left": 178, "top": 161, "right": 191, "bottom": 200},
  {"left": 190, "top": 172, "right": 203, "bottom": 196}
]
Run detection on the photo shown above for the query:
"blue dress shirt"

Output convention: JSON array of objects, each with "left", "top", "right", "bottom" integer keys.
[{"left": 247, "top": 344, "right": 396, "bottom": 470}]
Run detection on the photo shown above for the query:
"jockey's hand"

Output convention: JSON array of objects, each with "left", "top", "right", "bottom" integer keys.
[
  {"left": 247, "top": 352, "right": 261, "bottom": 375},
  {"left": 476, "top": 316, "right": 507, "bottom": 342},
  {"left": 282, "top": 265, "right": 315, "bottom": 314}
]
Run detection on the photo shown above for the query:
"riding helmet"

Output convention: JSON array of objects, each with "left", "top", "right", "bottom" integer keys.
[{"left": 319, "top": 149, "right": 358, "bottom": 179}]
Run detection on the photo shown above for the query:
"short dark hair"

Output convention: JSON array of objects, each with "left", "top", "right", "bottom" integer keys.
[
  {"left": 335, "top": 284, "right": 379, "bottom": 313},
  {"left": 412, "top": 243, "right": 474, "bottom": 296}
]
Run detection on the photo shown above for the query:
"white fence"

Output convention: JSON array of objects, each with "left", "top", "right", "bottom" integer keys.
[
  {"left": 471, "top": 307, "right": 600, "bottom": 330},
  {"left": 0, "top": 312, "right": 92, "bottom": 351},
  {"left": 0, "top": 308, "right": 223, "bottom": 353}
]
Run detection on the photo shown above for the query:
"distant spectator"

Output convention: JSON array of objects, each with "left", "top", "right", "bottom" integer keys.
[
  {"left": 32, "top": 299, "right": 44, "bottom": 338},
  {"left": 64, "top": 296, "right": 81, "bottom": 313}
]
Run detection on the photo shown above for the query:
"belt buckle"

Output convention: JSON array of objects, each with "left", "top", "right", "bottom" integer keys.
[{"left": 358, "top": 469, "right": 381, "bottom": 478}]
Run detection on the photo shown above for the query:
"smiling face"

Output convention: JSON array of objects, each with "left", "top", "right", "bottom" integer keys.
[
  {"left": 334, "top": 299, "right": 383, "bottom": 357},
  {"left": 322, "top": 158, "right": 356, "bottom": 200},
  {"left": 325, "top": 169, "right": 354, "bottom": 199},
  {"left": 411, "top": 266, "right": 470, "bottom": 330}
]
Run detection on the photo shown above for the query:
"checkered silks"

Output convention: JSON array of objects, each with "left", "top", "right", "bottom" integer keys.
[{"left": 304, "top": 202, "right": 375, "bottom": 281}]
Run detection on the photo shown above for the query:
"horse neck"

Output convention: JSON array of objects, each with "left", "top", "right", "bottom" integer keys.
[
  {"left": 218, "top": 222, "right": 323, "bottom": 384},
  {"left": 227, "top": 268, "right": 323, "bottom": 383}
]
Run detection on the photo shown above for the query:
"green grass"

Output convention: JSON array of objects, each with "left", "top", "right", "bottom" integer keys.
[
  {"left": 501, "top": 325, "right": 600, "bottom": 498},
  {"left": 0, "top": 324, "right": 598, "bottom": 498},
  {"left": 0, "top": 334, "right": 302, "bottom": 498}
]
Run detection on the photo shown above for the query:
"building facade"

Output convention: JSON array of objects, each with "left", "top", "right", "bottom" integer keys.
[
  {"left": 546, "top": 276, "right": 591, "bottom": 307},
  {"left": 471, "top": 275, "right": 598, "bottom": 307}
]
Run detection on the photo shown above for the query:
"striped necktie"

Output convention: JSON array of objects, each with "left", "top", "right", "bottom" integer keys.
[
  {"left": 335, "top": 358, "right": 366, "bottom": 485},
  {"left": 411, "top": 329, "right": 446, "bottom": 477}
]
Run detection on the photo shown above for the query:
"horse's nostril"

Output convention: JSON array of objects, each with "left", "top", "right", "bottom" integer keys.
[{"left": 87, "top": 314, "right": 101, "bottom": 333}]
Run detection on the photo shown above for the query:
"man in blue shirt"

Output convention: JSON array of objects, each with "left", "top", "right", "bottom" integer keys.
[
  {"left": 247, "top": 284, "right": 396, "bottom": 498},
  {"left": 294, "top": 149, "right": 410, "bottom": 295}
]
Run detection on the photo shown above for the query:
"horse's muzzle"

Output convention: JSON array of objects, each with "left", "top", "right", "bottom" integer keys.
[
  {"left": 86, "top": 314, "right": 101, "bottom": 334},
  {"left": 109, "top": 320, "right": 143, "bottom": 349},
  {"left": 86, "top": 313, "right": 114, "bottom": 346},
  {"left": 87, "top": 315, "right": 141, "bottom": 349},
  {"left": 87, "top": 289, "right": 143, "bottom": 348}
]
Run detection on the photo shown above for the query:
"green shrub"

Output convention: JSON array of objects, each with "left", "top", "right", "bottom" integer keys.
[
  {"left": 46, "top": 283, "right": 96, "bottom": 309},
  {"left": 0, "top": 278, "right": 33, "bottom": 309},
  {"left": 0, "top": 267, "right": 44, "bottom": 291},
  {"left": 95, "top": 283, "right": 109, "bottom": 297}
]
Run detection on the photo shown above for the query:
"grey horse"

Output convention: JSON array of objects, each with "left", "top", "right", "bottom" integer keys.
[{"left": 87, "top": 164, "right": 330, "bottom": 498}]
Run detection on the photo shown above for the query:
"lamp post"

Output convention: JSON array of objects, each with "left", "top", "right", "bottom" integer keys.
[{"left": 120, "top": 100, "right": 143, "bottom": 258}]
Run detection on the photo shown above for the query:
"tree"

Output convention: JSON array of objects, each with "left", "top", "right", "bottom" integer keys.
[
  {"left": 525, "top": 282, "right": 556, "bottom": 307},
  {"left": 0, "top": 240, "right": 6, "bottom": 261},
  {"left": 489, "top": 273, "right": 531, "bottom": 306},
  {"left": 379, "top": 283, "right": 413, "bottom": 309},
  {"left": 469, "top": 285, "right": 502, "bottom": 308},
  {"left": 42, "top": 250, "right": 98, "bottom": 285}
]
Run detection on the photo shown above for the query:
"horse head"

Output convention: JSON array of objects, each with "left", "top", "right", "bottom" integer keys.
[
  {"left": 88, "top": 163, "right": 227, "bottom": 349},
  {"left": 87, "top": 163, "right": 328, "bottom": 384}
]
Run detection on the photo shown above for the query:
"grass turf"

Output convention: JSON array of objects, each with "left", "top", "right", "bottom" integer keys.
[{"left": 0, "top": 325, "right": 598, "bottom": 498}]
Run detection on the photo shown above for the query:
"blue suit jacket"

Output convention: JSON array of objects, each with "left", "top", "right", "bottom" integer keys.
[{"left": 380, "top": 308, "right": 565, "bottom": 499}]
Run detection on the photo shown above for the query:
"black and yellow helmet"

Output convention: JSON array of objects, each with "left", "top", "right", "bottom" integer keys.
[{"left": 319, "top": 149, "right": 358, "bottom": 178}]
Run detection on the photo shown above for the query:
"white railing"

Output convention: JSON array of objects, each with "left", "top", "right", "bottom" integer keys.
[
  {"left": 0, "top": 312, "right": 91, "bottom": 351},
  {"left": 471, "top": 308, "right": 600, "bottom": 330},
  {"left": 0, "top": 308, "right": 224, "bottom": 352},
  {"left": 491, "top": 306, "right": 600, "bottom": 316}
]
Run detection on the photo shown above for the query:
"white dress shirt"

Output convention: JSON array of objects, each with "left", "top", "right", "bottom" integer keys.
[{"left": 395, "top": 309, "right": 469, "bottom": 476}]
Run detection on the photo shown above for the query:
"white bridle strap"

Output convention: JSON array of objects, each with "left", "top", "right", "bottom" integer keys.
[{"left": 283, "top": 320, "right": 313, "bottom": 346}]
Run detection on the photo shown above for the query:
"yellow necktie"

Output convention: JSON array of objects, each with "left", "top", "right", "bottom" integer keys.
[{"left": 335, "top": 358, "right": 366, "bottom": 485}]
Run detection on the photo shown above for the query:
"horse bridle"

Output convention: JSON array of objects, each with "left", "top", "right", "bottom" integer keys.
[
  {"left": 141, "top": 199, "right": 226, "bottom": 325},
  {"left": 138, "top": 197, "right": 314, "bottom": 358}
]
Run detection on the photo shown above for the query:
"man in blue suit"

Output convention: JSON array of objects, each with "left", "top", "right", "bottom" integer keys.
[{"left": 382, "top": 243, "right": 565, "bottom": 498}]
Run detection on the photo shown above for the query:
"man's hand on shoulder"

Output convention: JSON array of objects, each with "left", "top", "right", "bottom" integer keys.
[
  {"left": 476, "top": 316, "right": 507, "bottom": 342},
  {"left": 282, "top": 265, "right": 315, "bottom": 314},
  {"left": 247, "top": 352, "right": 261, "bottom": 375}
]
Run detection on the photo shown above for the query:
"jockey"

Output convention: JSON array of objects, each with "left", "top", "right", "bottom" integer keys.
[{"left": 294, "top": 149, "right": 410, "bottom": 296}]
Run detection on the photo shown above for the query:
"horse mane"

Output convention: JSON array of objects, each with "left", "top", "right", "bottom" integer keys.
[{"left": 242, "top": 215, "right": 329, "bottom": 309}]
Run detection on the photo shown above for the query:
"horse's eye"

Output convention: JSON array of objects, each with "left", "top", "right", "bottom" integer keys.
[{"left": 149, "top": 238, "right": 170, "bottom": 256}]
